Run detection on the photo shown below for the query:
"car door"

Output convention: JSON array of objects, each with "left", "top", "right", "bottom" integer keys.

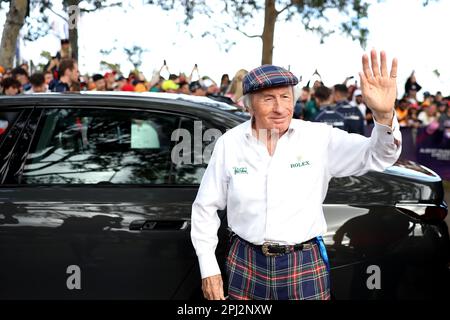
[
  {"left": 167, "top": 114, "right": 232, "bottom": 299},
  {"left": 0, "top": 106, "right": 209, "bottom": 299}
]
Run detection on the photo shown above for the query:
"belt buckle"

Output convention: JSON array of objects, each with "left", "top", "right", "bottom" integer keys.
[{"left": 262, "top": 241, "right": 282, "bottom": 257}]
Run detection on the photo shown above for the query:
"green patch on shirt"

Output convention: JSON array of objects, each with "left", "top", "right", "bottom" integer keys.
[{"left": 233, "top": 167, "right": 248, "bottom": 175}]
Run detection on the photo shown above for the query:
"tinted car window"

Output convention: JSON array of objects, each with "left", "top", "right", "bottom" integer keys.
[
  {"left": 22, "top": 108, "right": 179, "bottom": 184},
  {"left": 171, "top": 117, "right": 224, "bottom": 184},
  {"left": 0, "top": 111, "right": 21, "bottom": 143}
]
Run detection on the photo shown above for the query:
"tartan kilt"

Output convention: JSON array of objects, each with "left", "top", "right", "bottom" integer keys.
[{"left": 226, "top": 235, "right": 331, "bottom": 300}]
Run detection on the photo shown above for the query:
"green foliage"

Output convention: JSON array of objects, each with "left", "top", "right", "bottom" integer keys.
[
  {"left": 149, "top": 0, "right": 371, "bottom": 48},
  {"left": 100, "top": 60, "right": 121, "bottom": 73},
  {"left": 123, "top": 46, "right": 147, "bottom": 71},
  {"left": 22, "top": 0, "right": 122, "bottom": 43},
  {"left": 40, "top": 50, "right": 52, "bottom": 60}
]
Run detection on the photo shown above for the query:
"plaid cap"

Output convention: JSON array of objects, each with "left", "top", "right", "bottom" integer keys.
[{"left": 243, "top": 64, "right": 298, "bottom": 95}]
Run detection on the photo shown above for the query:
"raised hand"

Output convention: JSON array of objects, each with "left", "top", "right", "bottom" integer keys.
[{"left": 359, "top": 49, "right": 398, "bottom": 126}]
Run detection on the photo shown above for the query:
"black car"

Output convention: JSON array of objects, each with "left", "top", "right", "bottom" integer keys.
[{"left": 0, "top": 92, "right": 448, "bottom": 300}]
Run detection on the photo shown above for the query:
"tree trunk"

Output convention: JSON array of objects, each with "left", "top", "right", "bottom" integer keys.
[
  {"left": 69, "top": 25, "right": 78, "bottom": 61},
  {"left": 261, "top": 0, "right": 278, "bottom": 65},
  {"left": 0, "top": 0, "right": 28, "bottom": 69},
  {"left": 65, "top": 0, "right": 79, "bottom": 61}
]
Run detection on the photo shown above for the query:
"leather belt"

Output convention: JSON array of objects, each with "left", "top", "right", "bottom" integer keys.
[{"left": 232, "top": 234, "right": 315, "bottom": 257}]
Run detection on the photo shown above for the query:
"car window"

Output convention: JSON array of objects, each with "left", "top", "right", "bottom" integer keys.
[
  {"left": 22, "top": 108, "right": 179, "bottom": 184},
  {"left": 171, "top": 117, "right": 225, "bottom": 185},
  {"left": 0, "top": 111, "right": 21, "bottom": 143}
]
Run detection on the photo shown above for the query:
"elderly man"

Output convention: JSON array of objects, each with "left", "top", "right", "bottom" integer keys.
[{"left": 191, "top": 50, "right": 402, "bottom": 300}]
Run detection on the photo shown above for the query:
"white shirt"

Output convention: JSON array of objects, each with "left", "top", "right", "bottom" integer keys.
[{"left": 191, "top": 117, "right": 402, "bottom": 279}]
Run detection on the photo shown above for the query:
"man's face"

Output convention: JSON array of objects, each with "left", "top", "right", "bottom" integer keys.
[
  {"left": 32, "top": 84, "right": 47, "bottom": 93},
  {"left": 68, "top": 64, "right": 79, "bottom": 83},
  {"left": 251, "top": 86, "right": 294, "bottom": 134},
  {"left": 300, "top": 89, "right": 310, "bottom": 102},
  {"left": 44, "top": 73, "right": 53, "bottom": 84},
  {"left": 5, "top": 86, "right": 19, "bottom": 96},
  {"left": 105, "top": 75, "right": 115, "bottom": 86},
  {"left": 179, "top": 84, "right": 190, "bottom": 95},
  {"left": 399, "top": 101, "right": 409, "bottom": 110},
  {"left": 428, "top": 104, "right": 437, "bottom": 115},
  {"left": 95, "top": 79, "right": 106, "bottom": 91},
  {"left": 206, "top": 84, "right": 220, "bottom": 94},
  {"left": 16, "top": 74, "right": 28, "bottom": 85},
  {"left": 192, "top": 88, "right": 206, "bottom": 96},
  {"left": 355, "top": 95, "right": 363, "bottom": 105}
]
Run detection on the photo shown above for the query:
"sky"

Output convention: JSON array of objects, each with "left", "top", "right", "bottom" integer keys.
[{"left": 0, "top": 0, "right": 449, "bottom": 98}]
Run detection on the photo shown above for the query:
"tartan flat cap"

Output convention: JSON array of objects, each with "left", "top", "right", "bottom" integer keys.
[{"left": 243, "top": 64, "right": 298, "bottom": 95}]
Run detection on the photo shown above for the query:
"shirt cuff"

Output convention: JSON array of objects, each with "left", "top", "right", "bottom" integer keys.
[
  {"left": 373, "top": 111, "right": 402, "bottom": 149},
  {"left": 198, "top": 253, "right": 221, "bottom": 279}
]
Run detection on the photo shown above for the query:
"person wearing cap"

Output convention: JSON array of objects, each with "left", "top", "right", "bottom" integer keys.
[
  {"left": 189, "top": 81, "right": 206, "bottom": 96},
  {"left": 191, "top": 49, "right": 402, "bottom": 300},
  {"left": 333, "top": 84, "right": 365, "bottom": 135},
  {"left": 351, "top": 88, "right": 368, "bottom": 125},
  {"left": 92, "top": 74, "right": 106, "bottom": 91},
  {"left": 202, "top": 78, "right": 220, "bottom": 95},
  {"left": 56, "top": 39, "right": 72, "bottom": 60},
  {"left": 104, "top": 72, "right": 117, "bottom": 91}
]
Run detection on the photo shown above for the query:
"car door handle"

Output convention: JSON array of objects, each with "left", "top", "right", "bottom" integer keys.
[{"left": 129, "top": 219, "right": 189, "bottom": 231}]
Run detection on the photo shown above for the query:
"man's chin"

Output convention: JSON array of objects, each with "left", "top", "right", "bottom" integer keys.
[{"left": 269, "top": 124, "right": 289, "bottom": 135}]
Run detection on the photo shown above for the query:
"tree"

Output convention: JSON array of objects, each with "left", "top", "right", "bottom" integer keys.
[
  {"left": 0, "top": 0, "right": 28, "bottom": 68},
  {"left": 3, "top": 0, "right": 122, "bottom": 64},
  {"left": 123, "top": 45, "right": 147, "bottom": 72},
  {"left": 0, "top": 1, "right": 120, "bottom": 68},
  {"left": 148, "top": 0, "right": 371, "bottom": 65}
]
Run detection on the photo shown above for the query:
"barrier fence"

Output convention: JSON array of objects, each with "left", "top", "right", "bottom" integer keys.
[{"left": 365, "top": 125, "right": 450, "bottom": 180}]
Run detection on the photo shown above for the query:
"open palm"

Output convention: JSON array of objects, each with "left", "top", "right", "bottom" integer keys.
[{"left": 359, "top": 50, "right": 398, "bottom": 118}]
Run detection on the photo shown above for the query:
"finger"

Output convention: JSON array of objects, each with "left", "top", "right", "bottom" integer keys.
[
  {"left": 359, "top": 72, "right": 368, "bottom": 91},
  {"left": 218, "top": 282, "right": 225, "bottom": 300},
  {"left": 362, "top": 53, "right": 372, "bottom": 80},
  {"left": 212, "top": 287, "right": 223, "bottom": 300},
  {"left": 214, "top": 280, "right": 225, "bottom": 300},
  {"left": 380, "top": 51, "right": 388, "bottom": 77},
  {"left": 370, "top": 49, "right": 380, "bottom": 78},
  {"left": 390, "top": 57, "right": 398, "bottom": 79},
  {"left": 359, "top": 71, "right": 370, "bottom": 102}
]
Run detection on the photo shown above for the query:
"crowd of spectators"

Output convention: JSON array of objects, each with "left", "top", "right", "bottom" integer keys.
[
  {"left": 295, "top": 72, "right": 450, "bottom": 137},
  {"left": 1, "top": 39, "right": 449, "bottom": 137}
]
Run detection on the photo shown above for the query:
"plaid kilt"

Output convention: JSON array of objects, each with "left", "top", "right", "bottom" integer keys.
[{"left": 226, "top": 235, "right": 331, "bottom": 300}]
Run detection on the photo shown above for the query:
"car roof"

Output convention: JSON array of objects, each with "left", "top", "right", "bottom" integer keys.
[{"left": 0, "top": 91, "right": 250, "bottom": 121}]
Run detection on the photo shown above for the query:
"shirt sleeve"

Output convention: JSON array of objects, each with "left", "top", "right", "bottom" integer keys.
[
  {"left": 327, "top": 112, "right": 402, "bottom": 178},
  {"left": 190, "top": 136, "right": 229, "bottom": 279}
]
